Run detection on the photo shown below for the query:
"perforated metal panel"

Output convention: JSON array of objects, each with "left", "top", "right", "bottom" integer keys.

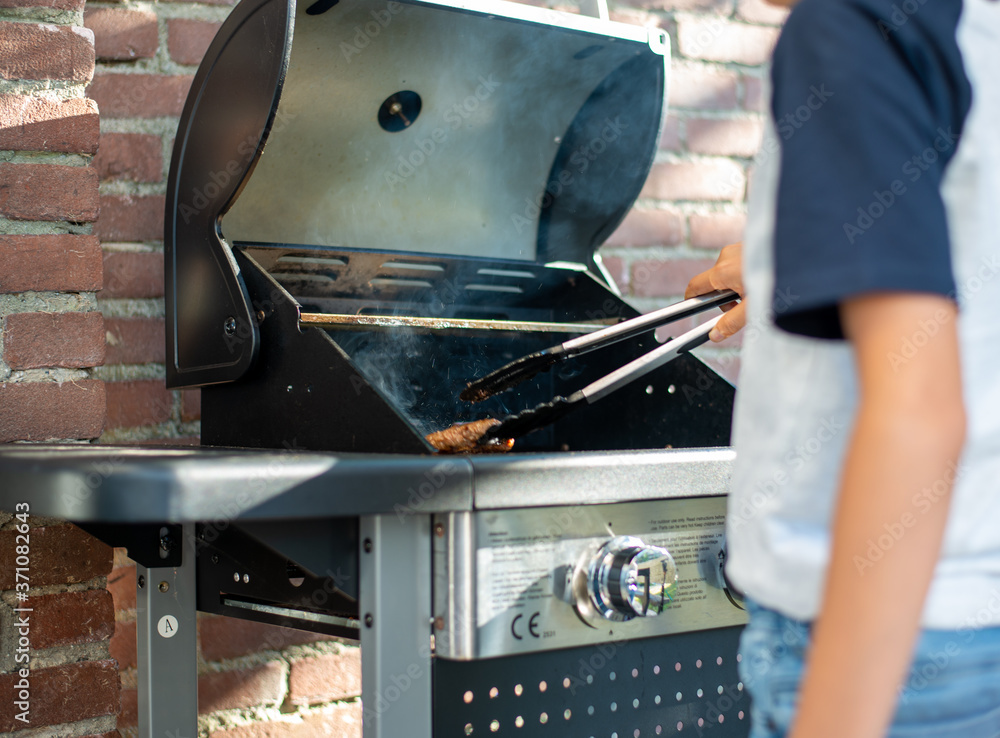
[{"left": 434, "top": 626, "right": 749, "bottom": 737}]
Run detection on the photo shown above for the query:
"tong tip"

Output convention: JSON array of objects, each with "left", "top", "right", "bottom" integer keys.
[{"left": 461, "top": 350, "right": 557, "bottom": 403}]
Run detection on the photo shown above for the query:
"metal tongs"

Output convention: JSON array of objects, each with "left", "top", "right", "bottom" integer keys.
[{"left": 463, "top": 289, "right": 739, "bottom": 443}]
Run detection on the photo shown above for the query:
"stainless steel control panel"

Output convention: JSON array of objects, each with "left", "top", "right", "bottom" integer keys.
[{"left": 433, "top": 495, "right": 746, "bottom": 660}]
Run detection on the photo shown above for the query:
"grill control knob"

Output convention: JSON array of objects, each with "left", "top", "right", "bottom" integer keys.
[{"left": 583, "top": 536, "right": 678, "bottom": 621}]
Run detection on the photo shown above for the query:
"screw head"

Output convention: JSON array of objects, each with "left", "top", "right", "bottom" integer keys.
[
  {"left": 364, "top": 613, "right": 374, "bottom": 628},
  {"left": 434, "top": 523, "right": 445, "bottom": 538},
  {"left": 158, "top": 581, "right": 169, "bottom": 593},
  {"left": 211, "top": 554, "right": 219, "bottom": 564},
  {"left": 363, "top": 538, "right": 373, "bottom": 553},
  {"left": 256, "top": 310, "right": 266, "bottom": 323},
  {"left": 137, "top": 575, "right": 146, "bottom": 589},
  {"left": 223, "top": 316, "right": 237, "bottom": 335}
]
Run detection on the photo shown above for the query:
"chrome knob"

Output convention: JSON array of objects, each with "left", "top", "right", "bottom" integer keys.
[{"left": 585, "top": 536, "right": 677, "bottom": 621}]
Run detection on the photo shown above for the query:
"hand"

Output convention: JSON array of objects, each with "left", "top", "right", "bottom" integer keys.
[{"left": 684, "top": 243, "right": 746, "bottom": 342}]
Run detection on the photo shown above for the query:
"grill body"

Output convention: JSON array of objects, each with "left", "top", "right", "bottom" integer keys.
[{"left": 160, "top": 0, "right": 750, "bottom": 735}]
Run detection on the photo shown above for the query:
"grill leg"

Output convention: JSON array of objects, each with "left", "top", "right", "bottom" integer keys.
[
  {"left": 360, "top": 514, "right": 433, "bottom": 738},
  {"left": 136, "top": 523, "right": 199, "bottom": 738}
]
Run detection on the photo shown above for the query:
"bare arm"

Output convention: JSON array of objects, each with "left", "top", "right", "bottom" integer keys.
[{"left": 789, "top": 292, "right": 966, "bottom": 738}]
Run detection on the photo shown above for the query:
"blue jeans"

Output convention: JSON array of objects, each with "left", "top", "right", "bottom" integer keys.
[{"left": 739, "top": 599, "right": 1000, "bottom": 738}]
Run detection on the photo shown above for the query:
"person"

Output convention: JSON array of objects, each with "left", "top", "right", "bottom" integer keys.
[{"left": 684, "top": 0, "right": 1000, "bottom": 736}]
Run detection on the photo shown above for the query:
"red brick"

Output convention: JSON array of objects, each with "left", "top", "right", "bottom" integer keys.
[
  {"left": 678, "top": 19, "right": 779, "bottom": 65},
  {"left": 669, "top": 66, "right": 739, "bottom": 110},
  {"left": 0, "top": 22, "right": 95, "bottom": 83},
  {"left": 0, "top": 0, "right": 84, "bottom": 10},
  {"left": 736, "top": 0, "right": 789, "bottom": 25},
  {"left": 640, "top": 161, "right": 745, "bottom": 202},
  {"left": 108, "top": 562, "right": 137, "bottom": 610},
  {"left": 0, "top": 95, "right": 99, "bottom": 154},
  {"left": 119, "top": 687, "right": 137, "bottom": 728},
  {"left": 598, "top": 254, "right": 628, "bottom": 291},
  {"left": 0, "top": 525, "right": 112, "bottom": 589},
  {"left": 0, "top": 234, "right": 103, "bottom": 293},
  {"left": 4, "top": 311, "right": 106, "bottom": 370},
  {"left": 110, "top": 618, "right": 137, "bottom": 669},
  {"left": 659, "top": 114, "right": 682, "bottom": 152},
  {"left": 105, "top": 379, "right": 173, "bottom": 429},
  {"left": 210, "top": 703, "right": 363, "bottom": 738},
  {"left": 689, "top": 212, "right": 746, "bottom": 249},
  {"left": 0, "top": 660, "right": 119, "bottom": 732},
  {"left": 687, "top": 118, "right": 764, "bottom": 157},
  {"left": 198, "top": 663, "right": 286, "bottom": 714},
  {"left": 743, "top": 75, "right": 765, "bottom": 112},
  {"left": 0, "top": 164, "right": 99, "bottom": 222},
  {"left": 181, "top": 388, "right": 201, "bottom": 422},
  {"left": 605, "top": 209, "right": 684, "bottom": 248},
  {"left": 25, "top": 589, "right": 115, "bottom": 649},
  {"left": 104, "top": 317, "right": 165, "bottom": 365},
  {"left": 88, "top": 74, "right": 193, "bottom": 118},
  {"left": 631, "top": 258, "right": 718, "bottom": 298},
  {"left": 288, "top": 651, "right": 362, "bottom": 706},
  {"left": 85, "top": 8, "right": 158, "bottom": 61},
  {"left": 198, "top": 615, "right": 335, "bottom": 662},
  {"left": 95, "top": 194, "right": 165, "bottom": 242},
  {"left": 168, "top": 19, "right": 222, "bottom": 66},
  {"left": 101, "top": 251, "right": 164, "bottom": 298},
  {"left": 0, "top": 380, "right": 106, "bottom": 443},
  {"left": 94, "top": 133, "right": 162, "bottom": 183}
]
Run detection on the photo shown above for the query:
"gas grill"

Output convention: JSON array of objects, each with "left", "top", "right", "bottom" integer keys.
[{"left": 0, "top": 0, "right": 750, "bottom": 735}]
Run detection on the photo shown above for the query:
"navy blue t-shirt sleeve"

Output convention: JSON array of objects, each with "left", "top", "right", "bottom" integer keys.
[{"left": 770, "top": 0, "right": 971, "bottom": 339}]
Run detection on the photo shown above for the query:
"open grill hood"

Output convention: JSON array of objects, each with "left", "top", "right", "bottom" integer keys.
[{"left": 164, "top": 0, "right": 735, "bottom": 454}]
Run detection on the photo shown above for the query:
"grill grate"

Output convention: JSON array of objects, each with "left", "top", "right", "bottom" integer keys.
[{"left": 434, "top": 626, "right": 750, "bottom": 737}]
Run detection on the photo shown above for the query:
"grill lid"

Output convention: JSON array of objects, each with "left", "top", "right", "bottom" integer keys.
[{"left": 166, "top": 0, "right": 669, "bottom": 387}]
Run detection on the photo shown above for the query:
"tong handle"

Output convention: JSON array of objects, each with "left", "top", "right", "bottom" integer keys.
[
  {"left": 581, "top": 315, "right": 722, "bottom": 404},
  {"left": 559, "top": 289, "right": 737, "bottom": 357}
]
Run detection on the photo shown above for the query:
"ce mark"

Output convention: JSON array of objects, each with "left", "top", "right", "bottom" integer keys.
[{"left": 511, "top": 612, "right": 540, "bottom": 640}]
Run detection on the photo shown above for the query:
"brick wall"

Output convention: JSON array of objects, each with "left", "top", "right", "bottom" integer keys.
[
  {"left": 2, "top": 0, "right": 781, "bottom": 735},
  {"left": 0, "top": 1, "right": 121, "bottom": 735}
]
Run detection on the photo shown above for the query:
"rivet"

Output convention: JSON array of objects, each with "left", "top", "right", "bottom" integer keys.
[
  {"left": 223, "top": 316, "right": 237, "bottom": 335},
  {"left": 364, "top": 613, "right": 374, "bottom": 628},
  {"left": 363, "top": 538, "right": 373, "bottom": 553},
  {"left": 158, "top": 581, "right": 169, "bottom": 593},
  {"left": 137, "top": 575, "right": 145, "bottom": 589}
]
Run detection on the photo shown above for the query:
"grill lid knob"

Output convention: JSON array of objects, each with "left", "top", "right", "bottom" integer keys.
[{"left": 585, "top": 536, "right": 678, "bottom": 621}]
